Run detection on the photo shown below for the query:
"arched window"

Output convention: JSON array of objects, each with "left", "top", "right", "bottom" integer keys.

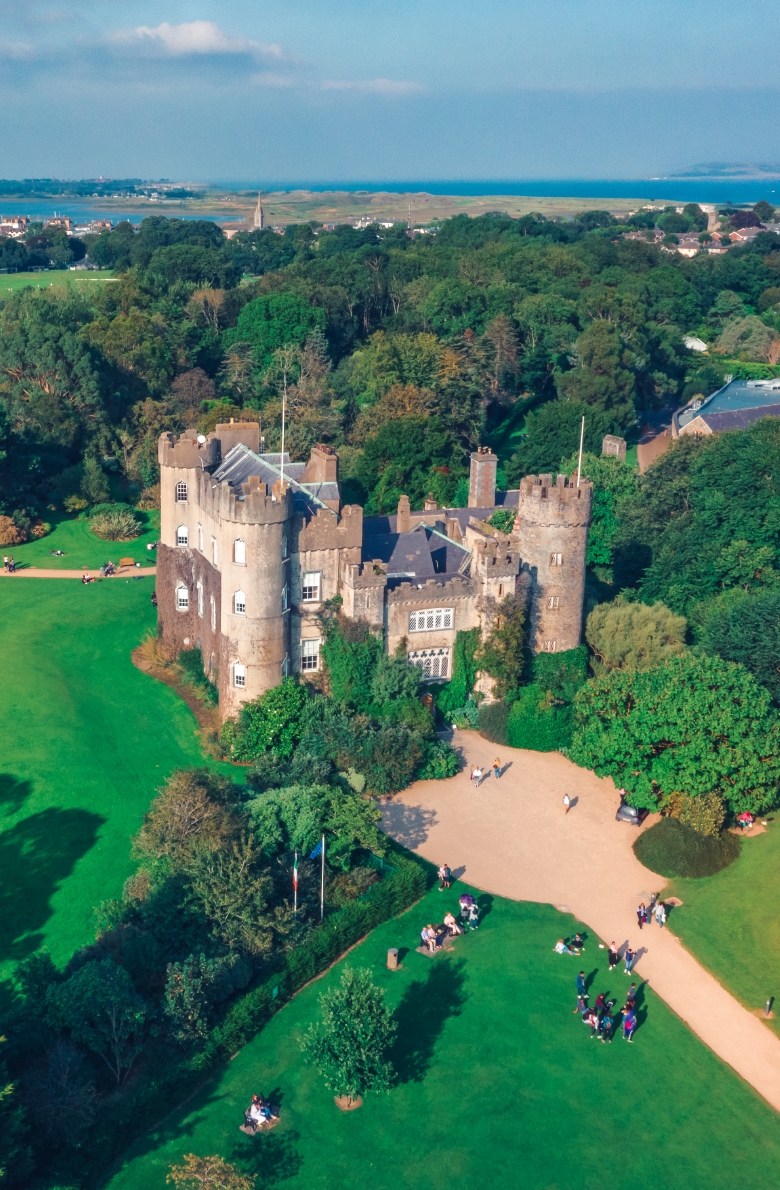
[
  {"left": 176, "top": 525, "right": 188, "bottom": 547},
  {"left": 233, "top": 663, "right": 246, "bottom": 688},
  {"left": 234, "top": 590, "right": 247, "bottom": 615},
  {"left": 197, "top": 581, "right": 204, "bottom": 618},
  {"left": 175, "top": 481, "right": 188, "bottom": 503},
  {"left": 234, "top": 538, "right": 246, "bottom": 565},
  {"left": 176, "top": 584, "right": 189, "bottom": 612}
]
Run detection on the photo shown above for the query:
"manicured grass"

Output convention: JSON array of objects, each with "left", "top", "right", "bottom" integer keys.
[
  {"left": 667, "top": 825, "right": 780, "bottom": 1034},
  {"left": 0, "top": 579, "right": 209, "bottom": 995},
  {"left": 9, "top": 511, "right": 159, "bottom": 570},
  {"left": 0, "top": 269, "right": 115, "bottom": 292},
  {"left": 107, "top": 889, "right": 780, "bottom": 1190}
]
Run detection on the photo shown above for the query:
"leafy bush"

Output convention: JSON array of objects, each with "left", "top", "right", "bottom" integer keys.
[
  {"left": 487, "top": 508, "right": 516, "bottom": 534},
  {"left": 301, "top": 967, "right": 396, "bottom": 1103},
  {"left": 178, "top": 648, "right": 218, "bottom": 706},
  {"left": 571, "top": 652, "right": 780, "bottom": 814},
  {"left": 478, "top": 700, "right": 510, "bottom": 745},
  {"left": 507, "top": 684, "right": 573, "bottom": 752},
  {"left": 0, "top": 514, "right": 26, "bottom": 545},
  {"left": 222, "top": 677, "right": 308, "bottom": 760},
  {"left": 634, "top": 817, "right": 741, "bottom": 878},
  {"left": 321, "top": 613, "right": 382, "bottom": 713},
  {"left": 667, "top": 790, "right": 726, "bottom": 837},
  {"left": 90, "top": 508, "right": 142, "bottom": 541},
  {"left": 447, "top": 697, "right": 479, "bottom": 728},
  {"left": 434, "top": 628, "right": 480, "bottom": 715},
  {"left": 418, "top": 738, "right": 460, "bottom": 779},
  {"left": 477, "top": 596, "right": 526, "bottom": 699},
  {"left": 532, "top": 645, "right": 588, "bottom": 700},
  {"left": 586, "top": 598, "right": 687, "bottom": 671}
]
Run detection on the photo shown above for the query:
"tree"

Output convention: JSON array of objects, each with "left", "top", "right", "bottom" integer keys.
[
  {"left": 134, "top": 769, "right": 238, "bottom": 870},
  {"left": 555, "top": 321, "right": 635, "bottom": 430},
  {"left": 560, "top": 450, "right": 639, "bottom": 571},
  {"left": 46, "top": 959, "right": 152, "bottom": 1085},
  {"left": 369, "top": 650, "right": 422, "bottom": 705},
  {"left": 228, "top": 292, "right": 326, "bottom": 373},
  {"left": 716, "top": 316, "right": 779, "bottom": 362},
  {"left": 185, "top": 835, "right": 274, "bottom": 955},
  {"left": 505, "top": 400, "right": 613, "bottom": 483},
  {"left": 353, "top": 415, "right": 466, "bottom": 512},
  {"left": 167, "top": 1154, "right": 255, "bottom": 1190},
  {"left": 221, "top": 678, "right": 309, "bottom": 761},
  {"left": 697, "top": 586, "right": 780, "bottom": 703},
  {"left": 585, "top": 598, "right": 687, "bottom": 670},
  {"left": 23, "top": 1039, "right": 96, "bottom": 1148},
  {"left": 0, "top": 1038, "right": 30, "bottom": 1184},
  {"left": 164, "top": 953, "right": 252, "bottom": 1046},
  {"left": 570, "top": 653, "right": 780, "bottom": 814},
  {"left": 477, "top": 595, "right": 526, "bottom": 699},
  {"left": 754, "top": 200, "right": 775, "bottom": 224},
  {"left": 80, "top": 455, "right": 110, "bottom": 504},
  {"left": 247, "top": 782, "right": 383, "bottom": 869},
  {"left": 301, "top": 967, "right": 396, "bottom": 1106}
]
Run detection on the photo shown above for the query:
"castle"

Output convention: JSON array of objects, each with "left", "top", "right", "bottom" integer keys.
[{"left": 156, "top": 422, "right": 593, "bottom": 720}]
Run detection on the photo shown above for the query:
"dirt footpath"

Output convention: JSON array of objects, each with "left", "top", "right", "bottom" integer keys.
[{"left": 383, "top": 731, "right": 780, "bottom": 1113}]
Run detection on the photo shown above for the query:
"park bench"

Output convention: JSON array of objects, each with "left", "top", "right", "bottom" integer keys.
[{"left": 119, "top": 557, "right": 135, "bottom": 568}]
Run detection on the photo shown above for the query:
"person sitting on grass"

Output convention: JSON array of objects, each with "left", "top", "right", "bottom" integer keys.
[
  {"left": 444, "top": 911, "right": 462, "bottom": 936},
  {"left": 422, "top": 924, "right": 438, "bottom": 953},
  {"left": 571, "top": 933, "right": 585, "bottom": 953},
  {"left": 245, "top": 1095, "right": 273, "bottom": 1132},
  {"left": 553, "top": 938, "right": 577, "bottom": 955},
  {"left": 81, "top": 573, "right": 93, "bottom": 584}
]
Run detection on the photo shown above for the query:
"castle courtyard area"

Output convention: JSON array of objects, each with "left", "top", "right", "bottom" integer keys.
[{"left": 382, "top": 731, "right": 780, "bottom": 1113}]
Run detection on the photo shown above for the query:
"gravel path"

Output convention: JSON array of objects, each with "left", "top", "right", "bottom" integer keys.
[{"left": 383, "top": 730, "right": 780, "bottom": 1112}]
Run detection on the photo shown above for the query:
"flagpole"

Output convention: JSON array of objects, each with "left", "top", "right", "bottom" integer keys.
[
  {"left": 293, "top": 849, "right": 298, "bottom": 915},
  {"left": 576, "top": 416, "right": 585, "bottom": 489},
  {"left": 320, "top": 833, "right": 325, "bottom": 922}
]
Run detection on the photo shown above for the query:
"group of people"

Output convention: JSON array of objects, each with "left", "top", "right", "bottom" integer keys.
[
  {"left": 243, "top": 1094, "right": 279, "bottom": 1134},
  {"left": 636, "top": 895, "right": 667, "bottom": 930},
  {"left": 574, "top": 970, "right": 638, "bottom": 1043},
  {"left": 420, "top": 892, "right": 480, "bottom": 952},
  {"left": 468, "top": 758, "right": 503, "bottom": 786},
  {"left": 100, "top": 560, "right": 116, "bottom": 577},
  {"left": 553, "top": 933, "right": 586, "bottom": 956},
  {"left": 2, "top": 555, "right": 17, "bottom": 572}
]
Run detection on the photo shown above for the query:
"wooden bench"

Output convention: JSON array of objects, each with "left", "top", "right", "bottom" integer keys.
[{"left": 119, "top": 557, "right": 135, "bottom": 568}]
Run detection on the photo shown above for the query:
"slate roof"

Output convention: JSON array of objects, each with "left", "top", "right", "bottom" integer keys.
[
  {"left": 211, "top": 444, "right": 340, "bottom": 516},
  {"left": 699, "top": 403, "right": 780, "bottom": 432},
  {"left": 676, "top": 378, "right": 780, "bottom": 431},
  {"left": 362, "top": 523, "right": 471, "bottom": 588}
]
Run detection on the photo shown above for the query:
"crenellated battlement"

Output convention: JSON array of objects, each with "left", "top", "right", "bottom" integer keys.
[
  {"left": 299, "top": 504, "right": 362, "bottom": 550},
  {"left": 517, "top": 473, "right": 593, "bottom": 526},
  {"left": 196, "top": 467, "right": 293, "bottom": 525},
  {"left": 343, "top": 559, "right": 388, "bottom": 588},
  {"left": 158, "top": 429, "right": 220, "bottom": 470},
  {"left": 388, "top": 575, "right": 475, "bottom": 604}
]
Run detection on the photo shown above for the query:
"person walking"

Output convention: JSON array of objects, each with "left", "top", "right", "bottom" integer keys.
[
  {"left": 2, "top": 555, "right": 7, "bottom": 571},
  {"left": 493, "top": 758, "right": 502, "bottom": 780},
  {"left": 626, "top": 982, "right": 637, "bottom": 1010},
  {"left": 654, "top": 900, "right": 666, "bottom": 929},
  {"left": 636, "top": 903, "right": 646, "bottom": 931},
  {"left": 473, "top": 767, "right": 483, "bottom": 788},
  {"left": 468, "top": 766, "right": 475, "bottom": 785},
  {"left": 608, "top": 942, "right": 619, "bottom": 971},
  {"left": 574, "top": 970, "right": 587, "bottom": 1013},
  {"left": 563, "top": 794, "right": 571, "bottom": 815},
  {"left": 468, "top": 902, "right": 480, "bottom": 930},
  {"left": 624, "top": 945, "right": 637, "bottom": 976},
  {"left": 437, "top": 863, "right": 452, "bottom": 891}
]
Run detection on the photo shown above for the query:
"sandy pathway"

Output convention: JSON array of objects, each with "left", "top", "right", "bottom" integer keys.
[
  {"left": 0, "top": 566, "right": 156, "bottom": 579},
  {"left": 382, "top": 731, "right": 780, "bottom": 1112}
]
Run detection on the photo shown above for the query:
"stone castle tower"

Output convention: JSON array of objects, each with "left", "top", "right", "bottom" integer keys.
[{"left": 514, "top": 473, "right": 593, "bottom": 654}]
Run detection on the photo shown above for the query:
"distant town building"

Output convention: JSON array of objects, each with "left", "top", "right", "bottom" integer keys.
[
  {"left": 45, "top": 216, "right": 72, "bottom": 232},
  {"left": 0, "top": 216, "right": 29, "bottom": 238},
  {"left": 253, "top": 196, "right": 265, "bottom": 231},
  {"left": 683, "top": 335, "right": 708, "bottom": 352}
]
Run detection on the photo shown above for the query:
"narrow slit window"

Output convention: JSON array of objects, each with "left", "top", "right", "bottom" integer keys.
[
  {"left": 234, "top": 539, "right": 246, "bottom": 565},
  {"left": 210, "top": 596, "right": 216, "bottom": 631},
  {"left": 211, "top": 537, "right": 218, "bottom": 565},
  {"left": 198, "top": 523, "right": 204, "bottom": 552},
  {"left": 281, "top": 585, "right": 289, "bottom": 611},
  {"left": 281, "top": 534, "right": 288, "bottom": 559}
]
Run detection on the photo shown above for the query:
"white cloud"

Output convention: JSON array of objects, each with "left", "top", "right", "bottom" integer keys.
[
  {"left": 249, "top": 71, "right": 297, "bottom": 88},
  {"left": 110, "top": 20, "right": 282, "bottom": 59},
  {"left": 321, "top": 78, "right": 424, "bottom": 95}
]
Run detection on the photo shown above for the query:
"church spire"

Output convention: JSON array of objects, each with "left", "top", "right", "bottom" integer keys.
[{"left": 253, "top": 194, "right": 265, "bottom": 231}]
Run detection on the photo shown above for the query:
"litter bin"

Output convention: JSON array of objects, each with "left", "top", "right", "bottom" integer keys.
[{"left": 387, "top": 948, "right": 399, "bottom": 970}]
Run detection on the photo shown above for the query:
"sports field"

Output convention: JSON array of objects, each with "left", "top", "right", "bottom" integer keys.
[
  {"left": 7, "top": 511, "right": 159, "bottom": 569},
  {"left": 0, "top": 579, "right": 208, "bottom": 997},
  {"left": 107, "top": 889, "right": 780, "bottom": 1190},
  {"left": 667, "top": 826, "right": 780, "bottom": 1035}
]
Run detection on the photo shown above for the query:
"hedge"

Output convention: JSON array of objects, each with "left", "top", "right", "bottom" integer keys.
[
  {"left": 633, "top": 817, "right": 741, "bottom": 878},
  {"left": 90, "top": 848, "right": 428, "bottom": 1187},
  {"left": 478, "top": 700, "right": 510, "bottom": 745},
  {"left": 506, "top": 685, "right": 574, "bottom": 752}
]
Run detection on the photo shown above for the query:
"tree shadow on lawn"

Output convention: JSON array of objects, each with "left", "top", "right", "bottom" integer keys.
[
  {"left": 231, "top": 1128, "right": 303, "bottom": 1189},
  {"left": 0, "top": 774, "right": 33, "bottom": 818},
  {"left": 0, "top": 807, "right": 104, "bottom": 963},
  {"left": 390, "top": 957, "right": 468, "bottom": 1084}
]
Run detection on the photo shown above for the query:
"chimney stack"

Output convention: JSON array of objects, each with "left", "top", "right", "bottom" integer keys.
[
  {"left": 424, "top": 493, "right": 438, "bottom": 512},
  {"left": 468, "top": 447, "right": 498, "bottom": 509},
  {"left": 397, "top": 494, "right": 411, "bottom": 533}
]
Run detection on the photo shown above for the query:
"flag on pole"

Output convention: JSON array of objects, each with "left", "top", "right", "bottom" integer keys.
[
  {"left": 309, "top": 840, "right": 323, "bottom": 859},
  {"left": 293, "top": 852, "right": 298, "bottom": 893}
]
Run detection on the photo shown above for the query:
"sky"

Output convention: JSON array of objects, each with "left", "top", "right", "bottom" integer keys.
[{"left": 2, "top": 0, "right": 780, "bottom": 181}]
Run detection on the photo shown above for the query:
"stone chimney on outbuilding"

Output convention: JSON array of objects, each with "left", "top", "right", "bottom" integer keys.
[
  {"left": 424, "top": 493, "right": 438, "bottom": 512},
  {"left": 397, "top": 494, "right": 411, "bottom": 534},
  {"left": 302, "top": 442, "right": 339, "bottom": 484},
  {"left": 601, "top": 435, "right": 627, "bottom": 462},
  {"left": 468, "top": 447, "right": 498, "bottom": 508}
]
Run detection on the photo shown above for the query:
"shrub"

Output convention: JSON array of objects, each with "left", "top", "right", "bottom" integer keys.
[
  {"left": 418, "top": 739, "right": 460, "bottom": 779},
  {"left": 507, "top": 685, "right": 574, "bottom": 752},
  {"left": 478, "top": 700, "right": 510, "bottom": 745},
  {"left": 137, "top": 484, "right": 161, "bottom": 510},
  {"left": 586, "top": 598, "right": 687, "bottom": 670},
  {"left": 532, "top": 645, "right": 588, "bottom": 700},
  {"left": 301, "top": 967, "right": 395, "bottom": 1104},
  {"left": 633, "top": 817, "right": 741, "bottom": 878},
  {"left": 477, "top": 596, "right": 526, "bottom": 699},
  {"left": 91, "top": 509, "right": 142, "bottom": 541},
  {"left": 487, "top": 508, "right": 516, "bottom": 534},
  {"left": 321, "top": 613, "right": 382, "bottom": 713},
  {"left": 447, "top": 697, "right": 479, "bottom": 729},
  {"left": 178, "top": 648, "right": 218, "bottom": 706},
  {"left": 667, "top": 790, "right": 726, "bottom": 837},
  {"left": 0, "top": 515, "right": 26, "bottom": 545},
  {"left": 63, "top": 494, "right": 88, "bottom": 512},
  {"left": 222, "top": 677, "right": 308, "bottom": 760},
  {"left": 434, "top": 628, "right": 480, "bottom": 715},
  {"left": 30, "top": 520, "right": 51, "bottom": 539},
  {"left": 696, "top": 587, "right": 780, "bottom": 704}
]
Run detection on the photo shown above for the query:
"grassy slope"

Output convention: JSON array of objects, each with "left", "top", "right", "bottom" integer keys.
[
  {"left": 108, "top": 890, "right": 780, "bottom": 1190},
  {"left": 9, "top": 511, "right": 159, "bottom": 570},
  {"left": 667, "top": 826, "right": 780, "bottom": 1035},
  {"left": 0, "top": 579, "right": 206, "bottom": 994},
  {"left": 0, "top": 270, "right": 115, "bottom": 293}
]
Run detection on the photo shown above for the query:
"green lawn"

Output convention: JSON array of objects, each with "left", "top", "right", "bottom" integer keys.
[
  {"left": 107, "top": 890, "right": 780, "bottom": 1190},
  {"left": 0, "top": 579, "right": 208, "bottom": 998},
  {"left": 667, "top": 826, "right": 780, "bottom": 1034},
  {"left": 0, "top": 269, "right": 115, "bottom": 293},
  {"left": 9, "top": 511, "right": 159, "bottom": 570}
]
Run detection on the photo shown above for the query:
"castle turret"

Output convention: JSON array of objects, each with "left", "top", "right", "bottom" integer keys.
[{"left": 514, "top": 473, "right": 592, "bottom": 654}]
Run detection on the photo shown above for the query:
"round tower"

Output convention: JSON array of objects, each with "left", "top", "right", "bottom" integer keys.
[{"left": 514, "top": 472, "right": 593, "bottom": 655}]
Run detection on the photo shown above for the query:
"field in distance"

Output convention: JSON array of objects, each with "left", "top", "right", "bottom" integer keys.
[{"left": 0, "top": 269, "right": 115, "bottom": 293}]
